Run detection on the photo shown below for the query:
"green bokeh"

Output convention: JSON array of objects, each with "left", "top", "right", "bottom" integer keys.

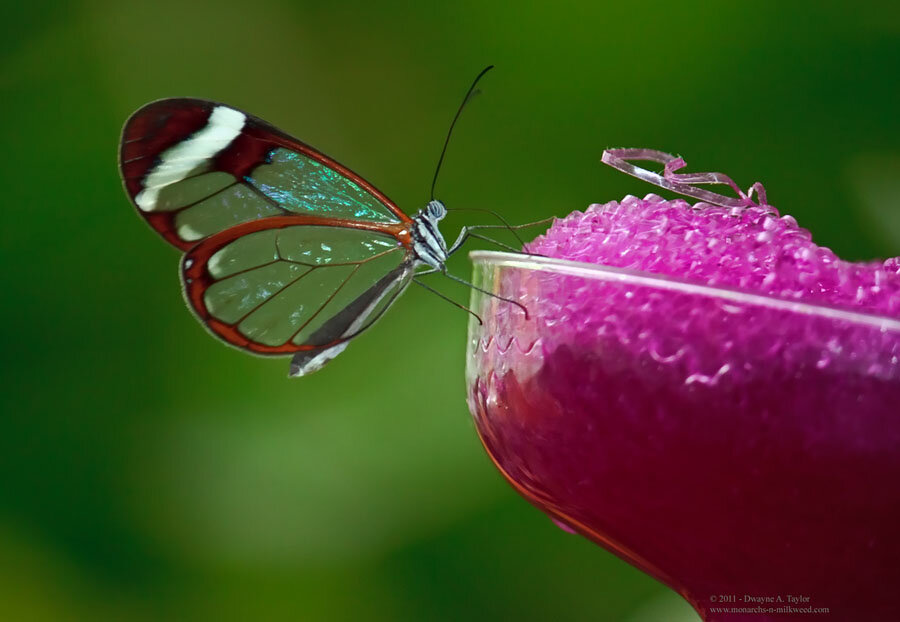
[{"left": 1, "top": 2, "right": 898, "bottom": 620}]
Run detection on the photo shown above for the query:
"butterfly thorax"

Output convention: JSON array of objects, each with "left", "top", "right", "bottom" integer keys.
[{"left": 411, "top": 199, "right": 449, "bottom": 270}]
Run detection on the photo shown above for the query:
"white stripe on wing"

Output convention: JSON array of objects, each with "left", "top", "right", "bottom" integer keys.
[{"left": 136, "top": 106, "right": 245, "bottom": 212}]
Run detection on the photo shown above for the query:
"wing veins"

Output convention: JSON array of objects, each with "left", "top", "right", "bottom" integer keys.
[
  {"left": 207, "top": 258, "right": 281, "bottom": 281},
  {"left": 273, "top": 230, "right": 316, "bottom": 269},
  {"left": 152, "top": 181, "right": 240, "bottom": 214},
  {"left": 272, "top": 231, "right": 401, "bottom": 270},
  {"left": 287, "top": 263, "right": 363, "bottom": 345},
  {"left": 294, "top": 262, "right": 412, "bottom": 354},
  {"left": 341, "top": 270, "right": 409, "bottom": 340},
  {"left": 214, "top": 244, "right": 404, "bottom": 347},
  {"left": 231, "top": 264, "right": 316, "bottom": 327},
  {"left": 237, "top": 143, "right": 402, "bottom": 223},
  {"left": 283, "top": 247, "right": 405, "bottom": 269},
  {"left": 245, "top": 177, "right": 288, "bottom": 211}
]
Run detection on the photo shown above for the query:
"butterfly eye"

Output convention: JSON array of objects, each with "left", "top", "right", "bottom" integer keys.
[{"left": 426, "top": 200, "right": 447, "bottom": 221}]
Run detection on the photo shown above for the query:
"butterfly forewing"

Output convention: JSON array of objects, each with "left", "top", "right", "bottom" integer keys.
[
  {"left": 120, "top": 98, "right": 409, "bottom": 250},
  {"left": 246, "top": 148, "right": 401, "bottom": 224}
]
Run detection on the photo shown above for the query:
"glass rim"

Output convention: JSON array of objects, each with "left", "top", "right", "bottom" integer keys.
[{"left": 469, "top": 250, "right": 900, "bottom": 333}]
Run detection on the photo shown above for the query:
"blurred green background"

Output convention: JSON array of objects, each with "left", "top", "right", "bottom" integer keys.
[{"left": 2, "top": 1, "right": 899, "bottom": 620}]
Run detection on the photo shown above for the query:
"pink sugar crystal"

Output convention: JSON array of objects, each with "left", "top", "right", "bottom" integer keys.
[{"left": 526, "top": 194, "right": 900, "bottom": 317}]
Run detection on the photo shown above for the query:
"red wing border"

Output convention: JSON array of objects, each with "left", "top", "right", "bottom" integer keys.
[
  {"left": 182, "top": 215, "right": 414, "bottom": 356},
  {"left": 120, "top": 98, "right": 412, "bottom": 250}
]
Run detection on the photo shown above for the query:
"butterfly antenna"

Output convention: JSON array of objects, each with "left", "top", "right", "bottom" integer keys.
[{"left": 430, "top": 65, "right": 495, "bottom": 201}]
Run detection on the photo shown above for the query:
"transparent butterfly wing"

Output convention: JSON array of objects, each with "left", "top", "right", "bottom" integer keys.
[
  {"left": 120, "top": 98, "right": 409, "bottom": 250},
  {"left": 182, "top": 219, "right": 414, "bottom": 374}
]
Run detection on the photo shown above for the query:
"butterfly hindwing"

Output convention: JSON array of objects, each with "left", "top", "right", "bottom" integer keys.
[
  {"left": 181, "top": 216, "right": 414, "bottom": 374},
  {"left": 120, "top": 98, "right": 410, "bottom": 250}
]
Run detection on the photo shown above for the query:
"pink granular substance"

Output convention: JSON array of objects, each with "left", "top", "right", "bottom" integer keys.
[
  {"left": 470, "top": 194, "right": 900, "bottom": 620},
  {"left": 526, "top": 194, "right": 900, "bottom": 317}
]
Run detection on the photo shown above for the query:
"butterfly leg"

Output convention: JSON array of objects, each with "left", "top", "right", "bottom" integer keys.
[
  {"left": 416, "top": 267, "right": 529, "bottom": 320},
  {"left": 441, "top": 271, "right": 529, "bottom": 320},
  {"left": 413, "top": 278, "right": 483, "bottom": 324},
  {"left": 465, "top": 232, "right": 521, "bottom": 253},
  {"left": 447, "top": 217, "right": 556, "bottom": 256},
  {"left": 447, "top": 225, "right": 510, "bottom": 255},
  {"left": 445, "top": 207, "right": 529, "bottom": 248}
]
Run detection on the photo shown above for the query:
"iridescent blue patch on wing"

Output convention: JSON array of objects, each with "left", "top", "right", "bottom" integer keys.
[{"left": 245, "top": 148, "right": 401, "bottom": 224}]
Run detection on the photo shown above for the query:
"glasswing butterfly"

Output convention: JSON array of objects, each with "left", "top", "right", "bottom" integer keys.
[{"left": 119, "top": 67, "right": 527, "bottom": 376}]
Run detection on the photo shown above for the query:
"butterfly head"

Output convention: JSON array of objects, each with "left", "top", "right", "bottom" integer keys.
[{"left": 425, "top": 199, "right": 447, "bottom": 221}]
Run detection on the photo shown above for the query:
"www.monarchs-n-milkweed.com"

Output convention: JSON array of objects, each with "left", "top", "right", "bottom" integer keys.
[{"left": 118, "top": 70, "right": 528, "bottom": 377}]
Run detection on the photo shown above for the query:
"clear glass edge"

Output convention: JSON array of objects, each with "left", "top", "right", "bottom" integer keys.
[{"left": 469, "top": 251, "right": 900, "bottom": 333}]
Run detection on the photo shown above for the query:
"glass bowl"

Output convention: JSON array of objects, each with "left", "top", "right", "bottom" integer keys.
[{"left": 466, "top": 250, "right": 900, "bottom": 622}]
